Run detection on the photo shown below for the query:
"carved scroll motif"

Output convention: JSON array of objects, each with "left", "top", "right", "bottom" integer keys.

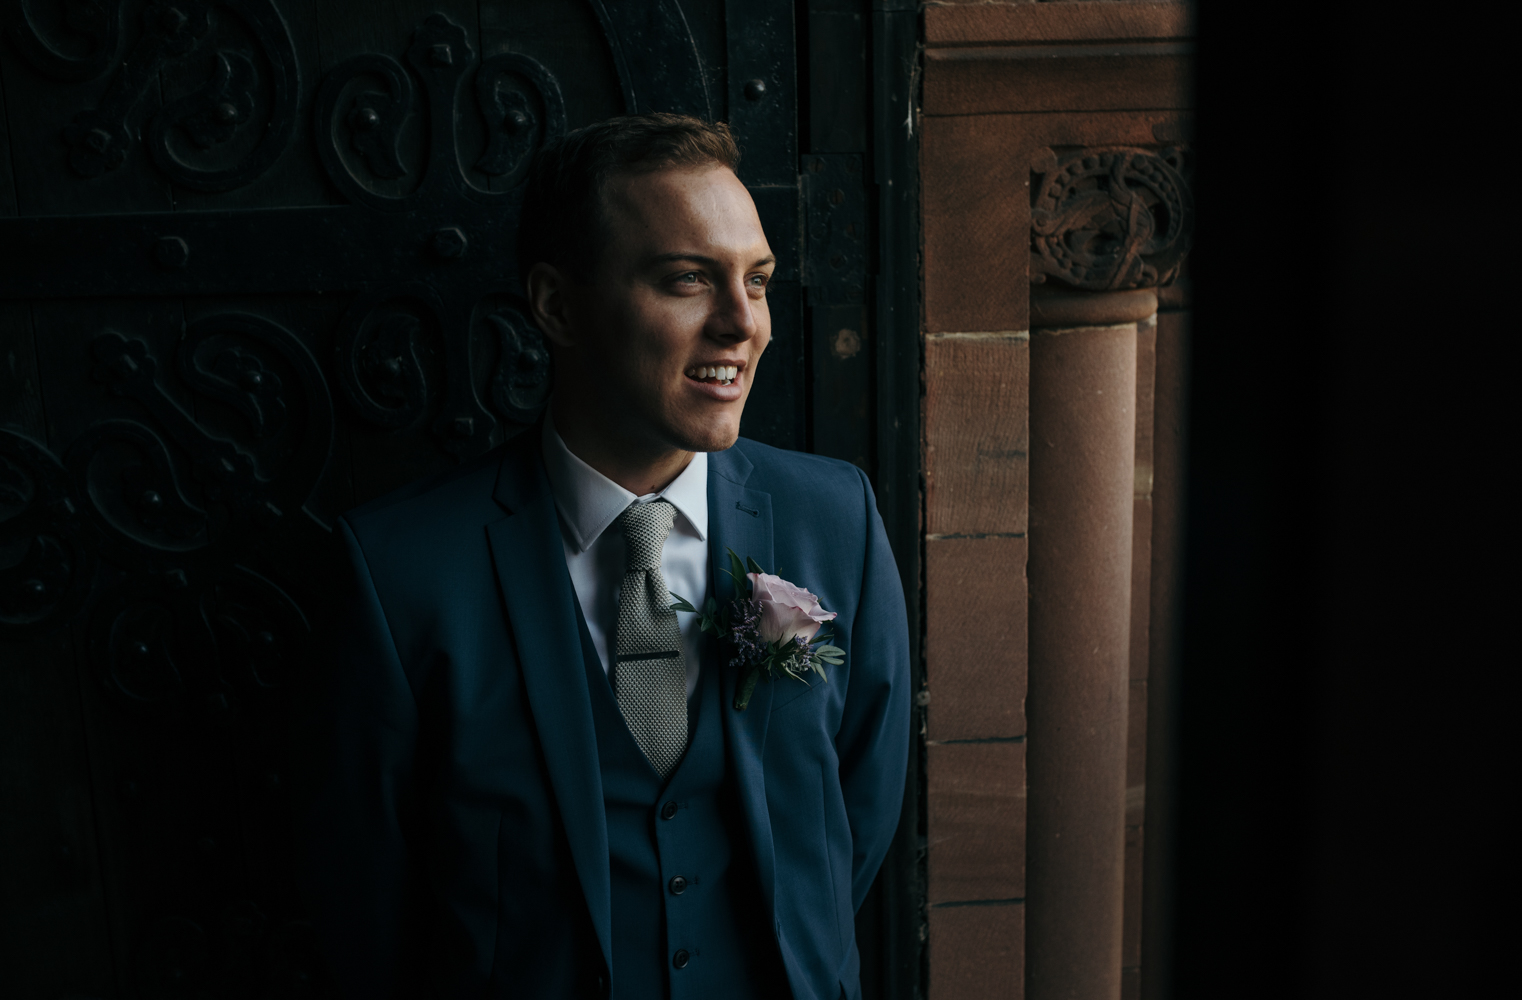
[
  {"left": 68, "top": 416, "right": 211, "bottom": 554},
  {"left": 316, "top": 13, "right": 565, "bottom": 203},
  {"left": 489, "top": 307, "right": 552, "bottom": 423},
  {"left": 175, "top": 312, "right": 334, "bottom": 498},
  {"left": 334, "top": 54, "right": 415, "bottom": 182},
  {"left": 334, "top": 283, "right": 445, "bottom": 432},
  {"left": 36, "top": 0, "right": 300, "bottom": 191},
  {"left": 60, "top": 3, "right": 212, "bottom": 177},
  {"left": 95, "top": 592, "right": 194, "bottom": 705},
  {"left": 3, "top": 0, "right": 125, "bottom": 83},
  {"left": 3, "top": 13, "right": 568, "bottom": 648},
  {"left": 88, "top": 560, "right": 307, "bottom": 715},
  {"left": 1031, "top": 146, "right": 1193, "bottom": 291},
  {"left": 0, "top": 432, "right": 92, "bottom": 634},
  {"left": 149, "top": 46, "right": 259, "bottom": 158},
  {"left": 475, "top": 52, "right": 566, "bottom": 180},
  {"left": 79, "top": 315, "right": 332, "bottom": 550},
  {"left": 317, "top": 14, "right": 562, "bottom": 454}
]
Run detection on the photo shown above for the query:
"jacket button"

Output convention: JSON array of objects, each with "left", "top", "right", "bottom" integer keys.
[
  {"left": 669, "top": 875, "right": 687, "bottom": 895},
  {"left": 661, "top": 800, "right": 678, "bottom": 820},
  {"left": 672, "top": 949, "right": 690, "bottom": 969}
]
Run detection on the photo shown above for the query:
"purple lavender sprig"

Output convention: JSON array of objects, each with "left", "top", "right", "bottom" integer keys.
[{"left": 725, "top": 598, "right": 766, "bottom": 674}]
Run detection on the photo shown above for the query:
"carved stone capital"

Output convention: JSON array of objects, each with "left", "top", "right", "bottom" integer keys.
[{"left": 1030, "top": 146, "right": 1193, "bottom": 292}]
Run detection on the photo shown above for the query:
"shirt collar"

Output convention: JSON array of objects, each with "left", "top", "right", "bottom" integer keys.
[{"left": 541, "top": 408, "right": 709, "bottom": 555}]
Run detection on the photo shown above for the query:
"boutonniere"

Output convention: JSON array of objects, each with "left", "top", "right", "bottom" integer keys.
[{"left": 671, "top": 549, "right": 844, "bottom": 710}]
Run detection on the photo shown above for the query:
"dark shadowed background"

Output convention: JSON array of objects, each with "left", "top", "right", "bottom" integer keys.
[{"left": 1178, "top": 4, "right": 1501, "bottom": 997}]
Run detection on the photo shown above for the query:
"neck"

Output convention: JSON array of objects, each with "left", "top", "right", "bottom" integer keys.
[{"left": 551, "top": 396, "right": 694, "bottom": 496}]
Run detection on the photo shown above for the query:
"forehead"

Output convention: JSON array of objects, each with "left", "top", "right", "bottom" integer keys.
[{"left": 601, "top": 164, "right": 768, "bottom": 257}]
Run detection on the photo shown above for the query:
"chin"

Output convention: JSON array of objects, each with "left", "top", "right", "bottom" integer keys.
[{"left": 668, "top": 415, "right": 741, "bottom": 453}]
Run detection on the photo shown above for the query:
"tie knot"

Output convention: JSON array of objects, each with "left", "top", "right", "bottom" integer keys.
[{"left": 618, "top": 500, "right": 677, "bottom": 570}]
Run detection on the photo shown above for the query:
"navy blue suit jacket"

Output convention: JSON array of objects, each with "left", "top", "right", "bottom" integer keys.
[{"left": 304, "top": 429, "right": 910, "bottom": 999}]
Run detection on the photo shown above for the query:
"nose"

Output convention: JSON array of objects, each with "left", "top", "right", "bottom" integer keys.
[{"left": 706, "top": 271, "right": 765, "bottom": 344}]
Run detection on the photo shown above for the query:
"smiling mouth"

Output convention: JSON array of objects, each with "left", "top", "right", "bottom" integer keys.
[{"left": 685, "top": 364, "right": 739, "bottom": 386}]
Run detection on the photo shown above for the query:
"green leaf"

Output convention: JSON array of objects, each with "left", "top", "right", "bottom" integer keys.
[
  {"left": 703, "top": 596, "right": 718, "bottom": 617},
  {"left": 726, "top": 548, "right": 749, "bottom": 595},
  {"left": 669, "top": 593, "right": 698, "bottom": 613},
  {"left": 746, "top": 555, "right": 765, "bottom": 575}
]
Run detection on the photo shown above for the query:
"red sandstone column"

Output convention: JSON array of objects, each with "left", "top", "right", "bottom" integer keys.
[{"left": 1025, "top": 286, "right": 1155, "bottom": 1000}]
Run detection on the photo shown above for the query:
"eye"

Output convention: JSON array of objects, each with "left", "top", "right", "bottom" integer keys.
[
  {"left": 747, "top": 273, "right": 770, "bottom": 290},
  {"left": 668, "top": 270, "right": 706, "bottom": 292}
]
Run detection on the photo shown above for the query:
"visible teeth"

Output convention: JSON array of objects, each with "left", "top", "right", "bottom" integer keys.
[{"left": 687, "top": 365, "right": 739, "bottom": 383}]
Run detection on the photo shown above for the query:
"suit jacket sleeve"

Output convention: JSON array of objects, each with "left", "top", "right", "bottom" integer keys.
[
  {"left": 837, "top": 468, "right": 912, "bottom": 911},
  {"left": 301, "top": 517, "right": 423, "bottom": 997}
]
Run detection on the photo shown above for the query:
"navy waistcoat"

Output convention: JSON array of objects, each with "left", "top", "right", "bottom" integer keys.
[{"left": 577, "top": 613, "right": 784, "bottom": 1000}]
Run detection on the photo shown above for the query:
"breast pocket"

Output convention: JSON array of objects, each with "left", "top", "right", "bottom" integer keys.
[{"left": 769, "top": 675, "right": 826, "bottom": 714}]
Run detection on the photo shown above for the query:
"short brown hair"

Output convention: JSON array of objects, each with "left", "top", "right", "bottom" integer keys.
[{"left": 516, "top": 114, "right": 741, "bottom": 285}]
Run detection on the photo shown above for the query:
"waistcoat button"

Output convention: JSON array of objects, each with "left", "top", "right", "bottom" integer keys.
[
  {"left": 673, "top": 949, "right": 690, "bottom": 969},
  {"left": 669, "top": 875, "right": 687, "bottom": 895},
  {"left": 661, "top": 800, "right": 678, "bottom": 820}
]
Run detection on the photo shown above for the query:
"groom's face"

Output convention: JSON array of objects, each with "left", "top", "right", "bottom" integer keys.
[{"left": 573, "top": 163, "right": 774, "bottom": 453}]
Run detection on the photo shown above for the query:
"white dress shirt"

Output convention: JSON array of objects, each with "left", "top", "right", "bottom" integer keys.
[{"left": 540, "top": 411, "right": 710, "bottom": 698}]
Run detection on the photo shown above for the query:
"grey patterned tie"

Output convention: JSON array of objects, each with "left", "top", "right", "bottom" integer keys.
[{"left": 613, "top": 500, "right": 688, "bottom": 777}]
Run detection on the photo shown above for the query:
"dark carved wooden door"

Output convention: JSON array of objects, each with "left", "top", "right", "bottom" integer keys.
[{"left": 0, "top": 1, "right": 818, "bottom": 995}]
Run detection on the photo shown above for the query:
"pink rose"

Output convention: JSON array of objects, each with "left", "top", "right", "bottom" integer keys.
[{"left": 748, "top": 572, "right": 837, "bottom": 645}]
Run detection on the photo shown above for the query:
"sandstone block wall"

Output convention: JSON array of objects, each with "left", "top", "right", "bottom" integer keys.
[{"left": 917, "top": 4, "right": 1194, "bottom": 997}]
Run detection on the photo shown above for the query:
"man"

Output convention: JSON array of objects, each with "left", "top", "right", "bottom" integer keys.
[{"left": 304, "top": 114, "right": 910, "bottom": 1000}]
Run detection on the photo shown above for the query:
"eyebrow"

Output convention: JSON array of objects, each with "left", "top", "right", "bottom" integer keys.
[{"left": 646, "top": 251, "right": 777, "bottom": 270}]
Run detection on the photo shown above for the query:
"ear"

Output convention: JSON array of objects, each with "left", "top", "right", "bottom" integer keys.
[{"left": 527, "top": 262, "right": 578, "bottom": 349}]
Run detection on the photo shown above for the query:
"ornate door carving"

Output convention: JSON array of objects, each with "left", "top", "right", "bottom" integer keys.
[{"left": 0, "top": 2, "right": 802, "bottom": 994}]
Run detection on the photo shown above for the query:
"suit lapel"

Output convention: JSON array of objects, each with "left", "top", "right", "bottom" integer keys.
[
  {"left": 484, "top": 432, "right": 612, "bottom": 971},
  {"left": 707, "top": 445, "right": 780, "bottom": 921}
]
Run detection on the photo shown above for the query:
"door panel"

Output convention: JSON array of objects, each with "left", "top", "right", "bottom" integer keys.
[
  {"left": 0, "top": 629, "right": 116, "bottom": 997},
  {"left": 1, "top": 2, "right": 812, "bottom": 995}
]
